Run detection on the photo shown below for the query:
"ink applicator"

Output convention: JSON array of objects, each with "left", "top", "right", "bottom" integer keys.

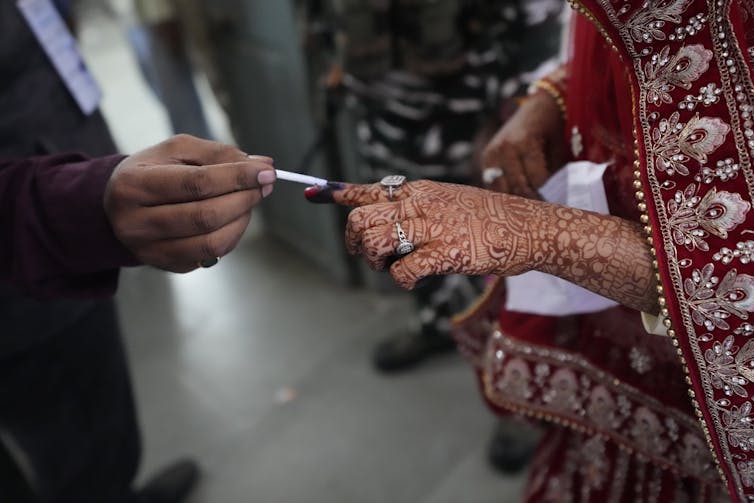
[{"left": 275, "top": 169, "right": 328, "bottom": 186}]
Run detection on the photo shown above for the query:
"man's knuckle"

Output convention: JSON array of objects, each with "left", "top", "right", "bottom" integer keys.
[
  {"left": 203, "top": 237, "right": 218, "bottom": 258},
  {"left": 110, "top": 218, "right": 132, "bottom": 242},
  {"left": 164, "top": 134, "right": 188, "bottom": 151},
  {"left": 234, "top": 167, "right": 253, "bottom": 189},
  {"left": 173, "top": 133, "right": 193, "bottom": 144},
  {"left": 202, "top": 234, "right": 227, "bottom": 258},
  {"left": 106, "top": 181, "right": 130, "bottom": 206},
  {"left": 192, "top": 206, "right": 219, "bottom": 232},
  {"left": 348, "top": 208, "right": 368, "bottom": 231},
  {"left": 246, "top": 190, "right": 262, "bottom": 207},
  {"left": 209, "top": 141, "right": 228, "bottom": 160},
  {"left": 182, "top": 169, "right": 212, "bottom": 199}
]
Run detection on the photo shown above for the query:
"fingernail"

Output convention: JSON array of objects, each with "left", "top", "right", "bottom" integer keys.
[
  {"left": 262, "top": 184, "right": 274, "bottom": 198},
  {"left": 304, "top": 182, "right": 344, "bottom": 203},
  {"left": 257, "top": 169, "right": 277, "bottom": 185},
  {"left": 248, "top": 155, "right": 274, "bottom": 164}
]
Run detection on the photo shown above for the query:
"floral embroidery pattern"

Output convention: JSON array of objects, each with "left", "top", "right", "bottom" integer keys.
[
  {"left": 579, "top": 436, "right": 608, "bottom": 494},
  {"left": 696, "top": 157, "right": 740, "bottom": 184},
  {"left": 565, "top": 0, "right": 754, "bottom": 497},
  {"left": 667, "top": 184, "right": 750, "bottom": 251},
  {"left": 739, "top": 459, "right": 754, "bottom": 488},
  {"left": 680, "top": 82, "right": 722, "bottom": 110},
  {"left": 629, "top": 347, "right": 653, "bottom": 374},
  {"left": 651, "top": 112, "right": 729, "bottom": 175},
  {"left": 714, "top": 241, "right": 754, "bottom": 265},
  {"left": 625, "top": 0, "right": 693, "bottom": 42},
  {"left": 705, "top": 336, "right": 754, "bottom": 397},
  {"left": 645, "top": 45, "right": 713, "bottom": 105},
  {"left": 722, "top": 401, "right": 754, "bottom": 455},
  {"left": 685, "top": 264, "right": 754, "bottom": 330},
  {"left": 484, "top": 333, "right": 718, "bottom": 482}
]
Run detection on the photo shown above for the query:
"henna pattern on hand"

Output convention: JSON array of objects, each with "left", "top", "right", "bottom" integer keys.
[
  {"left": 535, "top": 206, "right": 660, "bottom": 314},
  {"left": 332, "top": 180, "right": 659, "bottom": 314}
]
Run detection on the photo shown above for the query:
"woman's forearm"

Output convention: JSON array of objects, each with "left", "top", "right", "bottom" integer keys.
[{"left": 497, "top": 196, "right": 660, "bottom": 314}]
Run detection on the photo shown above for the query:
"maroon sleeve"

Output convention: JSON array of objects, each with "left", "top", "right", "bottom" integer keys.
[{"left": 0, "top": 152, "right": 140, "bottom": 298}]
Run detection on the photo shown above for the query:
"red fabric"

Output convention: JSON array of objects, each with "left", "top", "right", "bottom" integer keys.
[
  {"left": 566, "top": 14, "right": 640, "bottom": 222},
  {"left": 453, "top": 2, "right": 754, "bottom": 500},
  {"left": 573, "top": 3, "right": 754, "bottom": 500}
]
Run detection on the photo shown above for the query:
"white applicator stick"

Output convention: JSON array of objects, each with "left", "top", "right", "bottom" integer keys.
[{"left": 274, "top": 169, "right": 328, "bottom": 186}]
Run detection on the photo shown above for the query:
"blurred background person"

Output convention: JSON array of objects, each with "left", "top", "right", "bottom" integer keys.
[
  {"left": 126, "top": 0, "right": 214, "bottom": 139},
  {"left": 320, "top": 0, "right": 565, "bottom": 474},
  {"left": 329, "top": 0, "right": 563, "bottom": 374},
  {"left": 310, "top": 0, "right": 740, "bottom": 498}
]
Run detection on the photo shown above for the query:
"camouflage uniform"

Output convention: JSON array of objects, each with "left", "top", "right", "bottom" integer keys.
[
  {"left": 335, "top": 0, "right": 563, "bottom": 183},
  {"left": 333, "top": 0, "right": 565, "bottom": 368}
]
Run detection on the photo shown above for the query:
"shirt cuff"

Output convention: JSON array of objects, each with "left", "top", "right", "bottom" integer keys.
[
  {"left": 641, "top": 312, "right": 669, "bottom": 336},
  {"left": 40, "top": 154, "right": 139, "bottom": 273}
]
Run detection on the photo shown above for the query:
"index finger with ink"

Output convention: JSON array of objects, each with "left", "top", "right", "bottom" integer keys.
[
  {"left": 304, "top": 182, "right": 385, "bottom": 206},
  {"left": 270, "top": 167, "right": 413, "bottom": 206},
  {"left": 304, "top": 176, "right": 412, "bottom": 206}
]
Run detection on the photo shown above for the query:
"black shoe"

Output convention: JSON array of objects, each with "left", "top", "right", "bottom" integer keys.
[
  {"left": 487, "top": 421, "right": 539, "bottom": 475},
  {"left": 137, "top": 459, "right": 200, "bottom": 503},
  {"left": 372, "top": 328, "right": 456, "bottom": 373}
]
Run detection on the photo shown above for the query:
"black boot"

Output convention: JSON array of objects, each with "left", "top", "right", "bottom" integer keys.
[
  {"left": 0, "top": 441, "right": 36, "bottom": 503},
  {"left": 372, "top": 323, "right": 456, "bottom": 373},
  {"left": 487, "top": 420, "right": 540, "bottom": 474},
  {"left": 137, "top": 459, "right": 199, "bottom": 503}
]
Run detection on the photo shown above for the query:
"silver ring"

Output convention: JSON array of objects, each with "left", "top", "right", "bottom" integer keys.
[
  {"left": 199, "top": 257, "right": 220, "bottom": 268},
  {"left": 482, "top": 167, "right": 504, "bottom": 186},
  {"left": 381, "top": 175, "right": 407, "bottom": 201},
  {"left": 395, "top": 222, "right": 415, "bottom": 255}
]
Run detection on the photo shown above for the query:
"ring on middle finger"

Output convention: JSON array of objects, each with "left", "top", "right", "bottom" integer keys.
[{"left": 394, "top": 222, "right": 415, "bottom": 256}]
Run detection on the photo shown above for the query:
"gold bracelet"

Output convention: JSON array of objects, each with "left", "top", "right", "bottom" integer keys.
[{"left": 528, "top": 78, "right": 567, "bottom": 119}]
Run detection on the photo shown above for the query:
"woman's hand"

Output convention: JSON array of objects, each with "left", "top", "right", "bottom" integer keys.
[
  {"left": 481, "top": 90, "right": 566, "bottom": 198},
  {"left": 306, "top": 179, "right": 660, "bottom": 314},
  {"left": 306, "top": 180, "right": 540, "bottom": 289}
]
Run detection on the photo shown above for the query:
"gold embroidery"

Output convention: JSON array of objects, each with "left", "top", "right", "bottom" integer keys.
[
  {"left": 483, "top": 331, "right": 718, "bottom": 482},
  {"left": 577, "top": 0, "right": 754, "bottom": 498}
]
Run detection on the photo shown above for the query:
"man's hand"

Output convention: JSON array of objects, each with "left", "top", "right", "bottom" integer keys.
[
  {"left": 481, "top": 91, "right": 566, "bottom": 199},
  {"left": 104, "top": 135, "right": 276, "bottom": 273}
]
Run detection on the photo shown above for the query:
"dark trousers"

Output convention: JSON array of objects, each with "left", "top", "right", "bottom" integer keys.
[
  {"left": 0, "top": 441, "right": 35, "bottom": 503},
  {"left": 0, "top": 300, "right": 141, "bottom": 503}
]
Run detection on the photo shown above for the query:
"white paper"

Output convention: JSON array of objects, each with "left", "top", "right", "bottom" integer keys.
[{"left": 504, "top": 161, "right": 620, "bottom": 316}]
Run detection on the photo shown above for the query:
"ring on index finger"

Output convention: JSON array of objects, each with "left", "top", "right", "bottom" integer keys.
[{"left": 381, "top": 175, "right": 406, "bottom": 201}]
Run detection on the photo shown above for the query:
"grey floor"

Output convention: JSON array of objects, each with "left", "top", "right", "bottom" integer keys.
[{"left": 78, "top": 9, "right": 527, "bottom": 503}]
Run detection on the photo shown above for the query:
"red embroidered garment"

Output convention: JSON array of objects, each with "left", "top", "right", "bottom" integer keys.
[{"left": 454, "top": 1, "right": 754, "bottom": 501}]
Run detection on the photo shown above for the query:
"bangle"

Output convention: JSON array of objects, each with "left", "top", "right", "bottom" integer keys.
[{"left": 528, "top": 78, "right": 567, "bottom": 119}]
